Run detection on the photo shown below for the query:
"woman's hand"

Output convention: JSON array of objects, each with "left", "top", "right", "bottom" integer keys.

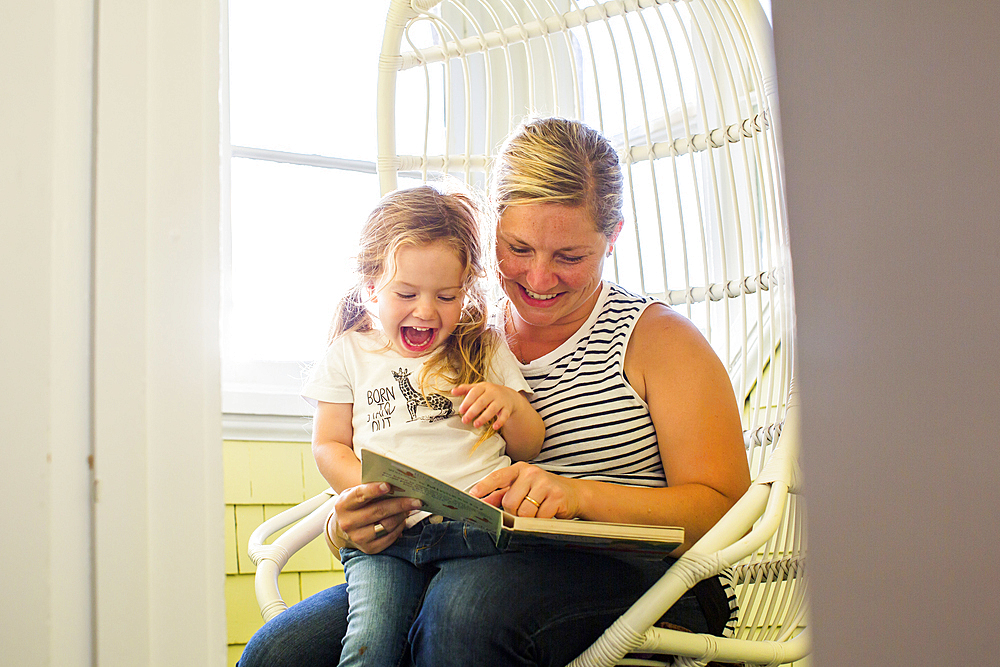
[
  {"left": 469, "top": 461, "right": 580, "bottom": 519},
  {"left": 329, "top": 482, "right": 422, "bottom": 554}
]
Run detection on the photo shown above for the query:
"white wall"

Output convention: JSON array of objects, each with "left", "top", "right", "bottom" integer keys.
[
  {"left": 1, "top": 0, "right": 225, "bottom": 665},
  {"left": 774, "top": 3, "right": 1000, "bottom": 664}
]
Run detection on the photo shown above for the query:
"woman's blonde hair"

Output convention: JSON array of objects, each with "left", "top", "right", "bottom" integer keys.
[
  {"left": 330, "top": 183, "right": 499, "bottom": 396},
  {"left": 490, "top": 116, "right": 624, "bottom": 237}
]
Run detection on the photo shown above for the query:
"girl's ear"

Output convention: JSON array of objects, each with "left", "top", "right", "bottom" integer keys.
[{"left": 366, "top": 281, "right": 378, "bottom": 302}]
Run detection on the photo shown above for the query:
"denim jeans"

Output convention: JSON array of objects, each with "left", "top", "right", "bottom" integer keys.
[
  {"left": 239, "top": 537, "right": 715, "bottom": 667},
  {"left": 337, "top": 519, "right": 501, "bottom": 667},
  {"left": 409, "top": 550, "right": 706, "bottom": 667},
  {"left": 237, "top": 583, "right": 348, "bottom": 667}
]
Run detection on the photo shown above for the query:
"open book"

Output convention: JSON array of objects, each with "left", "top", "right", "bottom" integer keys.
[{"left": 361, "top": 450, "right": 683, "bottom": 560}]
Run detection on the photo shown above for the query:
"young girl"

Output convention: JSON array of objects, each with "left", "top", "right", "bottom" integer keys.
[{"left": 302, "top": 184, "right": 544, "bottom": 667}]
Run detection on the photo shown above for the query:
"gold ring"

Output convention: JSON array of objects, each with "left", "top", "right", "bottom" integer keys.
[
  {"left": 523, "top": 495, "right": 541, "bottom": 509},
  {"left": 373, "top": 522, "right": 387, "bottom": 538}
]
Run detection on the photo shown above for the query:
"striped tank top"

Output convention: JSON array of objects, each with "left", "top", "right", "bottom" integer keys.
[
  {"left": 503, "top": 281, "right": 740, "bottom": 635},
  {"left": 513, "top": 281, "right": 666, "bottom": 486}
]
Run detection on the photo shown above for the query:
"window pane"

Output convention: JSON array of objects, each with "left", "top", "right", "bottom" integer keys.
[
  {"left": 228, "top": 0, "right": 390, "bottom": 158},
  {"left": 226, "top": 158, "right": 382, "bottom": 364}
]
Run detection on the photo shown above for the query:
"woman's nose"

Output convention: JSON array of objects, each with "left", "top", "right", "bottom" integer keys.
[{"left": 526, "top": 259, "right": 558, "bottom": 292}]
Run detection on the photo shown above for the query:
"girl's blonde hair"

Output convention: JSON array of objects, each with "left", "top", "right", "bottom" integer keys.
[
  {"left": 330, "top": 183, "right": 499, "bottom": 395},
  {"left": 490, "top": 116, "right": 624, "bottom": 238}
]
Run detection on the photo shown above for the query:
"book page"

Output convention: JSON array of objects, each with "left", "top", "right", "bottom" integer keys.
[
  {"left": 506, "top": 514, "right": 684, "bottom": 542},
  {"left": 361, "top": 450, "right": 501, "bottom": 533},
  {"left": 362, "top": 451, "right": 683, "bottom": 559}
]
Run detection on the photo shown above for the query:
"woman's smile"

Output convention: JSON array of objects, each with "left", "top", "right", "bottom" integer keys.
[
  {"left": 523, "top": 286, "right": 558, "bottom": 301},
  {"left": 497, "top": 203, "right": 616, "bottom": 329}
]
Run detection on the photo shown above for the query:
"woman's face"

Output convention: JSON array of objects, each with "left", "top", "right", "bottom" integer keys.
[{"left": 496, "top": 203, "right": 619, "bottom": 329}]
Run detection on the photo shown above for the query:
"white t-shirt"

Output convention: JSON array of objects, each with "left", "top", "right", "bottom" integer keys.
[{"left": 302, "top": 328, "right": 531, "bottom": 495}]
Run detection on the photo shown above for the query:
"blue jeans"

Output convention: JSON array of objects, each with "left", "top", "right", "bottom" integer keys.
[
  {"left": 338, "top": 519, "right": 501, "bottom": 667},
  {"left": 409, "top": 550, "right": 707, "bottom": 667},
  {"left": 240, "top": 543, "right": 718, "bottom": 667}
]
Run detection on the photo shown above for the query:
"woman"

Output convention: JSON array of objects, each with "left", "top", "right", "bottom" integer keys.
[{"left": 239, "top": 117, "right": 750, "bottom": 667}]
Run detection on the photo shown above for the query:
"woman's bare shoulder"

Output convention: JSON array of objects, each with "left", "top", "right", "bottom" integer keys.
[
  {"left": 632, "top": 302, "right": 713, "bottom": 352},
  {"left": 627, "top": 302, "right": 728, "bottom": 392}
]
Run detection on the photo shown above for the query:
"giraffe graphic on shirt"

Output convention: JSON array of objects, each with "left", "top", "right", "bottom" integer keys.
[{"left": 391, "top": 368, "right": 455, "bottom": 423}]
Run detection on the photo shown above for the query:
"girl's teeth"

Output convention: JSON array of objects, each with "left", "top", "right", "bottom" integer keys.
[
  {"left": 403, "top": 326, "right": 433, "bottom": 347},
  {"left": 526, "top": 289, "right": 557, "bottom": 300}
]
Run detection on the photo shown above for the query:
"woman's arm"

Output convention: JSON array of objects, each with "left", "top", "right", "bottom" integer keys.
[
  {"left": 471, "top": 304, "right": 750, "bottom": 552},
  {"left": 622, "top": 303, "right": 751, "bottom": 546}
]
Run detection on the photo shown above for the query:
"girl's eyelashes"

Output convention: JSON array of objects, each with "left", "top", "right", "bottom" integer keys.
[{"left": 392, "top": 291, "right": 460, "bottom": 302}]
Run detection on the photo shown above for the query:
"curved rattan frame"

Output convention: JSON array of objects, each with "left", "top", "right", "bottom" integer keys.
[{"left": 252, "top": 2, "right": 806, "bottom": 664}]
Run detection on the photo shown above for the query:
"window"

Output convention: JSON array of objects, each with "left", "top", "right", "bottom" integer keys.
[{"left": 223, "top": 1, "right": 393, "bottom": 423}]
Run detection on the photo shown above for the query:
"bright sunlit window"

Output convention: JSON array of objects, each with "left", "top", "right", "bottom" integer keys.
[
  {"left": 224, "top": 1, "right": 392, "bottom": 418},
  {"left": 222, "top": 0, "right": 773, "bottom": 424}
]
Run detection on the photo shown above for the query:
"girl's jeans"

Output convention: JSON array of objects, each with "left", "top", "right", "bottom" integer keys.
[{"left": 337, "top": 519, "right": 500, "bottom": 667}]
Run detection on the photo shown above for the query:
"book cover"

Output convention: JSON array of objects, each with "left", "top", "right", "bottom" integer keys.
[{"left": 361, "top": 450, "right": 683, "bottom": 559}]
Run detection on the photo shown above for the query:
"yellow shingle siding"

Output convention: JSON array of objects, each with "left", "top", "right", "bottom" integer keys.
[{"left": 224, "top": 439, "right": 345, "bottom": 666}]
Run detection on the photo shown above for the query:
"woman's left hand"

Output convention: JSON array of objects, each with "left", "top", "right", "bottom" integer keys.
[{"left": 470, "top": 461, "right": 579, "bottom": 519}]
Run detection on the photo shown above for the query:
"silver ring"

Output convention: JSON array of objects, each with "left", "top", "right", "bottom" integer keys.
[
  {"left": 523, "top": 495, "right": 541, "bottom": 509},
  {"left": 373, "top": 522, "right": 387, "bottom": 538}
]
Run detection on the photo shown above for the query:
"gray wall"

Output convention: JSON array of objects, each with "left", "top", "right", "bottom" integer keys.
[{"left": 773, "top": 3, "right": 1000, "bottom": 664}]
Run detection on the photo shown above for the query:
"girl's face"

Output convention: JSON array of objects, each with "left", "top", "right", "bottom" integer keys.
[
  {"left": 372, "top": 241, "right": 467, "bottom": 358},
  {"left": 496, "top": 203, "right": 618, "bottom": 329}
]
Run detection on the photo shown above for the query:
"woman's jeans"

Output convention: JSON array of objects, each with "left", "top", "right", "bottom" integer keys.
[
  {"left": 239, "top": 530, "right": 716, "bottom": 667},
  {"left": 337, "top": 519, "right": 501, "bottom": 667}
]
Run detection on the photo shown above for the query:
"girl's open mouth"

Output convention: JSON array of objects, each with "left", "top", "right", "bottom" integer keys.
[{"left": 401, "top": 326, "right": 436, "bottom": 352}]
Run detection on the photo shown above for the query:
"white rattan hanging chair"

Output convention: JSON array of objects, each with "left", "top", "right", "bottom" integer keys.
[{"left": 250, "top": 1, "right": 807, "bottom": 665}]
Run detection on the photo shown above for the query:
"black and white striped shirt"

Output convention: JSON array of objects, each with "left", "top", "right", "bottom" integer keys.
[
  {"left": 514, "top": 281, "right": 666, "bottom": 487},
  {"left": 506, "top": 282, "right": 739, "bottom": 633}
]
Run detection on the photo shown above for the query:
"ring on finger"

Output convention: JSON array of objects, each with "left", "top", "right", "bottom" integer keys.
[
  {"left": 373, "top": 522, "right": 387, "bottom": 538},
  {"left": 523, "top": 495, "right": 541, "bottom": 509}
]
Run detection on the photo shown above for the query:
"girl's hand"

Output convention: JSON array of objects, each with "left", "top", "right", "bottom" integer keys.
[
  {"left": 469, "top": 461, "right": 580, "bottom": 519},
  {"left": 453, "top": 382, "right": 519, "bottom": 430},
  {"left": 330, "top": 482, "right": 422, "bottom": 554}
]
